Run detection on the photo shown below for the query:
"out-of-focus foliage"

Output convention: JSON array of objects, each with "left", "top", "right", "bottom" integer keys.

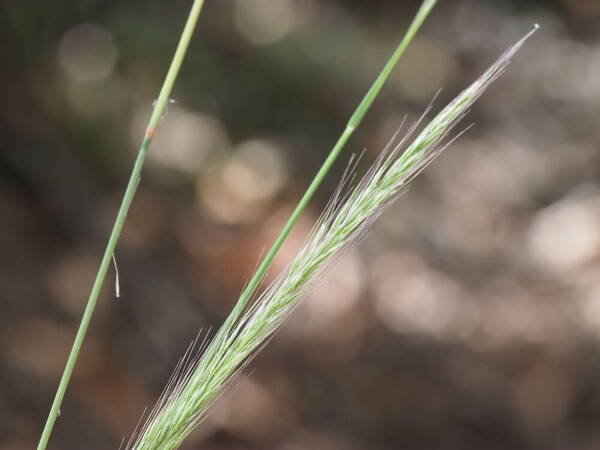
[{"left": 1, "top": 1, "right": 600, "bottom": 449}]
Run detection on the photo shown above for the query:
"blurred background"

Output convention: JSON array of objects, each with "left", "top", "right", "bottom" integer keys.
[{"left": 2, "top": 0, "right": 600, "bottom": 448}]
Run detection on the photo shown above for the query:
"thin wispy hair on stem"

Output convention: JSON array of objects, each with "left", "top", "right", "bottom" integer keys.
[{"left": 130, "top": 26, "right": 538, "bottom": 450}]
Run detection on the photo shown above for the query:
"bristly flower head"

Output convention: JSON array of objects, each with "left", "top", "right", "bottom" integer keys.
[{"left": 130, "top": 26, "right": 538, "bottom": 450}]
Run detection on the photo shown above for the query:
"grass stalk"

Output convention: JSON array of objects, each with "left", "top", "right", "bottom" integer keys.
[
  {"left": 132, "top": 25, "right": 537, "bottom": 450},
  {"left": 36, "top": 1, "right": 206, "bottom": 448},
  {"left": 204, "top": 0, "right": 438, "bottom": 391}
]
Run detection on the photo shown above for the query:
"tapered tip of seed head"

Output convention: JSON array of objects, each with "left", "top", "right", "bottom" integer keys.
[
  {"left": 522, "top": 24, "right": 540, "bottom": 41},
  {"left": 522, "top": 23, "right": 540, "bottom": 41},
  {"left": 494, "top": 24, "right": 539, "bottom": 69}
]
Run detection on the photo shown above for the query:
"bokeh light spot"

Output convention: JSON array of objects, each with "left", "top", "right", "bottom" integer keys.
[
  {"left": 223, "top": 139, "right": 288, "bottom": 202},
  {"left": 58, "top": 23, "right": 118, "bottom": 83},
  {"left": 198, "top": 139, "right": 288, "bottom": 223},
  {"left": 528, "top": 194, "right": 600, "bottom": 272},
  {"left": 233, "top": 0, "right": 307, "bottom": 45}
]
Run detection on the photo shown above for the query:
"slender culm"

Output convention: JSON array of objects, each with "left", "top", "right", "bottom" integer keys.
[
  {"left": 131, "top": 28, "right": 537, "bottom": 450},
  {"left": 36, "top": 2, "right": 207, "bottom": 449}
]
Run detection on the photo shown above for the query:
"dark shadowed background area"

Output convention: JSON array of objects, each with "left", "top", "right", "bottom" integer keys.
[{"left": 2, "top": 0, "right": 600, "bottom": 449}]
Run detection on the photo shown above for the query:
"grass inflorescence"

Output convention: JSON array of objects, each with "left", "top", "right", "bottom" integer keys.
[{"left": 130, "top": 26, "right": 537, "bottom": 450}]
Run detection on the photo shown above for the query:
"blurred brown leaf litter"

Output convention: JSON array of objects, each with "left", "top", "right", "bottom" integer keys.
[{"left": 1, "top": 0, "right": 600, "bottom": 449}]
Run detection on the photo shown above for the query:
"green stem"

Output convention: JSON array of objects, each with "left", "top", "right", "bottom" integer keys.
[
  {"left": 222, "top": 0, "right": 437, "bottom": 329},
  {"left": 36, "top": 1, "right": 206, "bottom": 448}
]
